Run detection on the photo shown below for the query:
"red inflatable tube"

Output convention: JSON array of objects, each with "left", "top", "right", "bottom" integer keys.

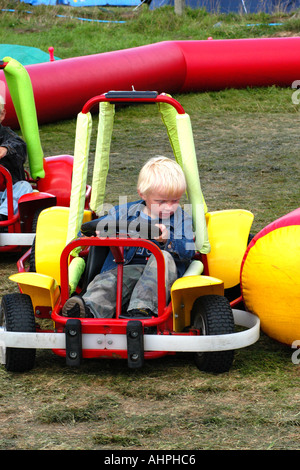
[
  {"left": 2, "top": 37, "right": 300, "bottom": 128},
  {"left": 178, "top": 37, "right": 300, "bottom": 91}
]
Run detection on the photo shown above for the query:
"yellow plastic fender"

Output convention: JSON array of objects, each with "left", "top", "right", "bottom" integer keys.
[
  {"left": 9, "top": 272, "right": 60, "bottom": 313},
  {"left": 171, "top": 275, "right": 224, "bottom": 332},
  {"left": 205, "top": 209, "right": 254, "bottom": 289}
]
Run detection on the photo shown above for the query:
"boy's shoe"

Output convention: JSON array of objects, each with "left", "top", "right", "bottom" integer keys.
[
  {"left": 123, "top": 308, "right": 156, "bottom": 318},
  {"left": 62, "top": 296, "right": 93, "bottom": 318}
]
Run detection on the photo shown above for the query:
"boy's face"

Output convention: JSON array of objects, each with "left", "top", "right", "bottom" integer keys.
[
  {"left": 139, "top": 189, "right": 183, "bottom": 219},
  {"left": 0, "top": 108, "right": 5, "bottom": 123}
]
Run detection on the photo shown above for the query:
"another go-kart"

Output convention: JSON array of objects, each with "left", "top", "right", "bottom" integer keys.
[
  {"left": 0, "top": 58, "right": 90, "bottom": 251},
  {"left": 0, "top": 91, "right": 260, "bottom": 373}
]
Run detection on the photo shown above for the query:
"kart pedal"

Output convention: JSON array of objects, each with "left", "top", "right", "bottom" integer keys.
[
  {"left": 65, "top": 319, "right": 82, "bottom": 367},
  {"left": 126, "top": 321, "right": 144, "bottom": 369}
]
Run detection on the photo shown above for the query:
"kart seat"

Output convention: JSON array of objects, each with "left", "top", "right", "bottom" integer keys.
[
  {"left": 36, "top": 155, "right": 73, "bottom": 207},
  {"left": 80, "top": 245, "right": 109, "bottom": 294}
]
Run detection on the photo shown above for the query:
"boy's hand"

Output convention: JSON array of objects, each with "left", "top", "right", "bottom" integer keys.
[
  {"left": 155, "top": 223, "right": 168, "bottom": 244},
  {"left": 0, "top": 147, "right": 7, "bottom": 159}
]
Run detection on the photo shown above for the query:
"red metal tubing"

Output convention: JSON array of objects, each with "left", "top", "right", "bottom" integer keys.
[
  {"left": 81, "top": 93, "right": 186, "bottom": 115},
  {"left": 17, "top": 248, "right": 31, "bottom": 273},
  {"left": 0, "top": 165, "right": 15, "bottom": 223},
  {"left": 59, "top": 236, "right": 167, "bottom": 315}
]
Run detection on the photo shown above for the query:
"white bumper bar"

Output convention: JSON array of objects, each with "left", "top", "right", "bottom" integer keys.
[
  {"left": 0, "top": 310, "right": 260, "bottom": 363},
  {"left": 0, "top": 233, "right": 35, "bottom": 246}
]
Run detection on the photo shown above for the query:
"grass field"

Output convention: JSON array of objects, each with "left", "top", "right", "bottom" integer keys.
[{"left": 0, "top": 1, "right": 300, "bottom": 451}]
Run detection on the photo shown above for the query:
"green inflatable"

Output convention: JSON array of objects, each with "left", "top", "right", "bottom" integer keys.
[{"left": 3, "top": 57, "right": 45, "bottom": 179}]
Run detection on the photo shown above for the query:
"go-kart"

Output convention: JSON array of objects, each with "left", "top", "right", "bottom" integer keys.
[
  {"left": 0, "top": 91, "right": 260, "bottom": 373},
  {"left": 0, "top": 58, "right": 91, "bottom": 251}
]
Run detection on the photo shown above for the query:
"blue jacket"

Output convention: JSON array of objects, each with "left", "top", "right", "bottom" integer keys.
[
  {"left": 95, "top": 200, "right": 195, "bottom": 277},
  {"left": 0, "top": 124, "right": 27, "bottom": 184}
]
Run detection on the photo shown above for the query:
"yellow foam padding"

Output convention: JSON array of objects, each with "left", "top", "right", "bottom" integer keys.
[
  {"left": 35, "top": 206, "right": 91, "bottom": 285},
  {"left": 3, "top": 57, "right": 44, "bottom": 179},
  {"left": 158, "top": 100, "right": 183, "bottom": 168},
  {"left": 66, "top": 111, "right": 92, "bottom": 247},
  {"left": 205, "top": 209, "right": 254, "bottom": 289},
  {"left": 171, "top": 275, "right": 224, "bottom": 332},
  {"left": 241, "top": 225, "right": 300, "bottom": 346},
  {"left": 182, "top": 259, "right": 204, "bottom": 277},
  {"left": 9, "top": 272, "right": 60, "bottom": 312},
  {"left": 68, "top": 256, "right": 86, "bottom": 295},
  {"left": 176, "top": 113, "right": 210, "bottom": 254},
  {"left": 89, "top": 102, "right": 115, "bottom": 215},
  {"left": 158, "top": 101, "right": 209, "bottom": 255}
]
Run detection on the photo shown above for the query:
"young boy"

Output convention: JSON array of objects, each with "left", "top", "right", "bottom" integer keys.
[
  {"left": 62, "top": 156, "right": 195, "bottom": 318},
  {"left": 0, "top": 103, "right": 32, "bottom": 222}
]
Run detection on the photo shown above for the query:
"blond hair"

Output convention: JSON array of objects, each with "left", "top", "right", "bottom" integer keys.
[{"left": 137, "top": 156, "right": 186, "bottom": 197}]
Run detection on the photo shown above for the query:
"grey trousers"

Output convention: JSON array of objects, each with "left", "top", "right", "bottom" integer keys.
[{"left": 83, "top": 251, "right": 178, "bottom": 318}]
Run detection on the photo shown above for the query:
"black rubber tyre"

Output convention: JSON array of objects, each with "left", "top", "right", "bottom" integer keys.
[
  {"left": 29, "top": 237, "right": 36, "bottom": 272},
  {"left": 191, "top": 295, "right": 235, "bottom": 373},
  {"left": 0, "top": 293, "right": 36, "bottom": 372},
  {"left": 29, "top": 209, "right": 43, "bottom": 272}
]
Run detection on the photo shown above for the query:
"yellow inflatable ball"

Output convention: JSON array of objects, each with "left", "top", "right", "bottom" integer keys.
[{"left": 240, "top": 208, "right": 300, "bottom": 346}]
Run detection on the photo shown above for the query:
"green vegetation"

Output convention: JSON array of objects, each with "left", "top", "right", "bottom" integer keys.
[
  {"left": 1, "top": 1, "right": 300, "bottom": 57},
  {"left": 0, "top": 1, "right": 300, "bottom": 451}
]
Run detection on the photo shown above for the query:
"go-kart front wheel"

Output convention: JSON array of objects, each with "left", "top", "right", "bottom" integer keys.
[
  {"left": 191, "top": 295, "right": 235, "bottom": 374},
  {"left": 0, "top": 293, "right": 36, "bottom": 372}
]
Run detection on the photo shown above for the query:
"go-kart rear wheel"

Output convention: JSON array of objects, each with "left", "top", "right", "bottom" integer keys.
[
  {"left": 29, "top": 208, "right": 43, "bottom": 272},
  {"left": 191, "top": 295, "right": 235, "bottom": 373},
  {"left": 0, "top": 293, "right": 36, "bottom": 372}
]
